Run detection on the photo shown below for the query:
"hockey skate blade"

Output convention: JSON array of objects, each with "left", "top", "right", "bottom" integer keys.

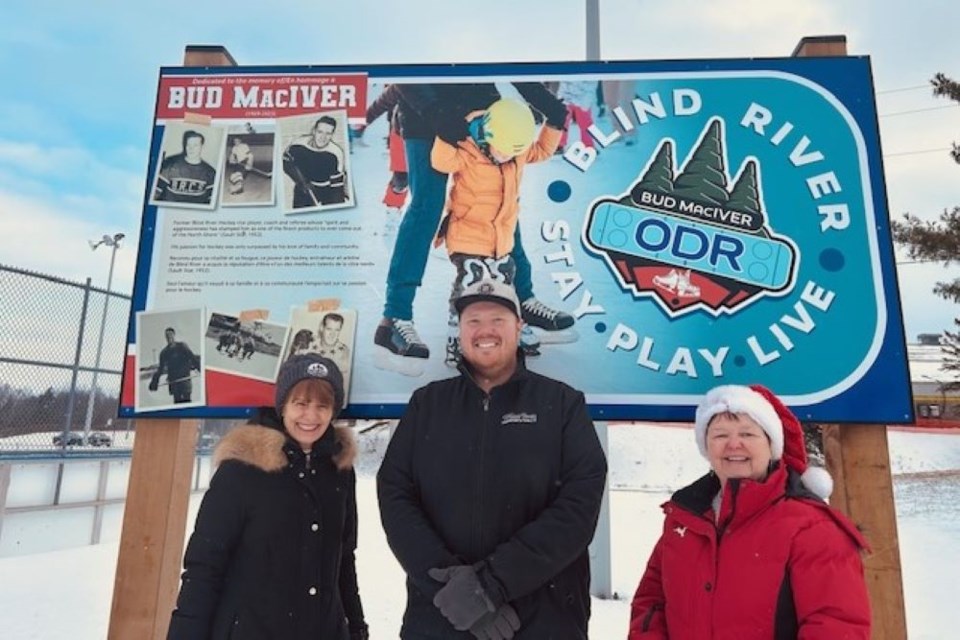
[
  {"left": 529, "top": 327, "right": 579, "bottom": 344},
  {"left": 373, "top": 346, "right": 426, "bottom": 377}
]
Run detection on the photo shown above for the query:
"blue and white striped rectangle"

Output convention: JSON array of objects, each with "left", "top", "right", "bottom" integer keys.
[{"left": 586, "top": 201, "right": 795, "bottom": 290}]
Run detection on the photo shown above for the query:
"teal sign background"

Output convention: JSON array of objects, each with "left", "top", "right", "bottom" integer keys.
[{"left": 121, "top": 56, "right": 912, "bottom": 423}]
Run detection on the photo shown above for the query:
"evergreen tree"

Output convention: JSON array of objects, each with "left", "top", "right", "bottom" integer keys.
[
  {"left": 891, "top": 73, "right": 960, "bottom": 382},
  {"left": 727, "top": 160, "right": 762, "bottom": 218},
  {"left": 673, "top": 119, "right": 729, "bottom": 205},
  {"left": 932, "top": 73, "right": 960, "bottom": 162},
  {"left": 942, "top": 319, "right": 960, "bottom": 392}
]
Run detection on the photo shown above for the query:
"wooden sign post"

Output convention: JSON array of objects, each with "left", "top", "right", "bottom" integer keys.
[
  {"left": 106, "top": 45, "right": 237, "bottom": 640},
  {"left": 794, "top": 35, "right": 909, "bottom": 640}
]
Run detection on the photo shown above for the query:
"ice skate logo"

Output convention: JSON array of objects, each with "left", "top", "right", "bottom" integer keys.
[
  {"left": 582, "top": 118, "right": 799, "bottom": 317},
  {"left": 653, "top": 268, "right": 700, "bottom": 299}
]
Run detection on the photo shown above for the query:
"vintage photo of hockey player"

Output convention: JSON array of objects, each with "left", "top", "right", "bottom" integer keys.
[
  {"left": 219, "top": 126, "right": 276, "bottom": 207},
  {"left": 279, "top": 307, "right": 357, "bottom": 404},
  {"left": 149, "top": 121, "right": 226, "bottom": 210},
  {"left": 135, "top": 307, "right": 206, "bottom": 411},
  {"left": 277, "top": 110, "right": 355, "bottom": 214},
  {"left": 203, "top": 311, "right": 287, "bottom": 383}
]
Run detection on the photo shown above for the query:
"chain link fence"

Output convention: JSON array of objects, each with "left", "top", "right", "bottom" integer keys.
[{"left": 0, "top": 263, "right": 233, "bottom": 457}]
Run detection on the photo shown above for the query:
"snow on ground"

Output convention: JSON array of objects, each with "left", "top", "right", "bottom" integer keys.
[{"left": 1, "top": 424, "right": 958, "bottom": 639}]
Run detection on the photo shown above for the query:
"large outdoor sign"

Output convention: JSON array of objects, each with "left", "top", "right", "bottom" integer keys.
[{"left": 119, "top": 57, "right": 913, "bottom": 423}]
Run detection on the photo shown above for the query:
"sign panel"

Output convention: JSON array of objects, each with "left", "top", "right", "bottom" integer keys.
[{"left": 119, "top": 58, "right": 912, "bottom": 422}]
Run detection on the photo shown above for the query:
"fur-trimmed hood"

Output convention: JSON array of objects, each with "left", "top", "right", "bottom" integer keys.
[{"left": 212, "top": 423, "right": 357, "bottom": 473}]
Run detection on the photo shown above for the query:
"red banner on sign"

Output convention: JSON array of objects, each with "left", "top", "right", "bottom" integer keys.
[{"left": 156, "top": 73, "right": 368, "bottom": 121}]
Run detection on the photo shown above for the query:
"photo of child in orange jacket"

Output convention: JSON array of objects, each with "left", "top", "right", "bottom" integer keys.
[{"left": 430, "top": 97, "right": 564, "bottom": 366}]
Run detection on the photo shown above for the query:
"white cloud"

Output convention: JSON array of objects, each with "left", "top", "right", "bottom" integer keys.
[{"left": 0, "top": 138, "right": 145, "bottom": 224}]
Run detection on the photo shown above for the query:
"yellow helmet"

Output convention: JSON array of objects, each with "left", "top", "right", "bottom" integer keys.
[{"left": 482, "top": 98, "right": 536, "bottom": 158}]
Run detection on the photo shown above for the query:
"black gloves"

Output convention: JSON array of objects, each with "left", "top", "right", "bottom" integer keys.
[
  {"left": 513, "top": 82, "right": 568, "bottom": 129},
  {"left": 435, "top": 111, "right": 470, "bottom": 146},
  {"left": 428, "top": 565, "right": 497, "bottom": 631},
  {"left": 148, "top": 379, "right": 159, "bottom": 392},
  {"left": 539, "top": 97, "right": 569, "bottom": 130},
  {"left": 470, "top": 604, "right": 521, "bottom": 640}
]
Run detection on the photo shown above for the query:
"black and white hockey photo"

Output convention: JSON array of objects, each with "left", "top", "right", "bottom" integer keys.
[
  {"left": 219, "top": 126, "right": 277, "bottom": 207},
  {"left": 135, "top": 307, "right": 206, "bottom": 411},
  {"left": 280, "top": 307, "right": 357, "bottom": 404},
  {"left": 203, "top": 311, "right": 286, "bottom": 382},
  {"left": 277, "top": 110, "right": 355, "bottom": 214},
  {"left": 149, "top": 121, "right": 227, "bottom": 210}
]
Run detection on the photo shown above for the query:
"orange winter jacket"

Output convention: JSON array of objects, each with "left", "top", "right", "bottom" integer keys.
[{"left": 431, "top": 125, "right": 561, "bottom": 258}]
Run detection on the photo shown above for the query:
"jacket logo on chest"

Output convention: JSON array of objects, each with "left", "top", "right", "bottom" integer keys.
[
  {"left": 501, "top": 412, "right": 537, "bottom": 425},
  {"left": 673, "top": 525, "right": 687, "bottom": 538}
]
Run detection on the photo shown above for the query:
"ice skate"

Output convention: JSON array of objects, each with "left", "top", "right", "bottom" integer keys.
[
  {"left": 521, "top": 297, "right": 579, "bottom": 344},
  {"left": 521, "top": 297, "right": 575, "bottom": 330},
  {"left": 676, "top": 269, "right": 701, "bottom": 299},
  {"left": 372, "top": 318, "right": 428, "bottom": 377}
]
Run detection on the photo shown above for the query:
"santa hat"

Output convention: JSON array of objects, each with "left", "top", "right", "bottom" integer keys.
[{"left": 694, "top": 384, "right": 833, "bottom": 499}]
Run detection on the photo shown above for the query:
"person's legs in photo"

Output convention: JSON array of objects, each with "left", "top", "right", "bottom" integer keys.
[
  {"left": 510, "top": 226, "right": 576, "bottom": 346},
  {"left": 375, "top": 138, "right": 448, "bottom": 367}
]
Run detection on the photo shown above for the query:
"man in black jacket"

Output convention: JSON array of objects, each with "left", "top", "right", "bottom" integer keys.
[
  {"left": 148, "top": 327, "right": 201, "bottom": 404},
  {"left": 377, "top": 279, "right": 607, "bottom": 639}
]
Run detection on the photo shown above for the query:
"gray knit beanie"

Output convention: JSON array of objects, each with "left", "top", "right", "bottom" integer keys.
[{"left": 274, "top": 353, "right": 345, "bottom": 415}]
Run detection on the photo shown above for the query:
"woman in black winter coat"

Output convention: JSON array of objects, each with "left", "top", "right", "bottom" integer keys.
[{"left": 167, "top": 353, "right": 369, "bottom": 640}]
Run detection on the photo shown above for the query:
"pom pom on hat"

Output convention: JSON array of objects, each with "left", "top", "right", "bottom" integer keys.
[
  {"left": 694, "top": 384, "right": 833, "bottom": 499},
  {"left": 799, "top": 465, "right": 834, "bottom": 501}
]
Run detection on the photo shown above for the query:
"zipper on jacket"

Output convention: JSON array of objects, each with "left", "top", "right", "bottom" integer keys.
[
  {"left": 474, "top": 392, "right": 490, "bottom": 555},
  {"left": 473, "top": 393, "right": 490, "bottom": 556},
  {"left": 717, "top": 480, "right": 741, "bottom": 537}
]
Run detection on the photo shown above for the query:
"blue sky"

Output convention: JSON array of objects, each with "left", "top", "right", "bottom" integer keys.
[{"left": 0, "top": 0, "right": 957, "bottom": 340}]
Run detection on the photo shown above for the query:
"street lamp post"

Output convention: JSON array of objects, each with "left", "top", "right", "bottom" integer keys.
[{"left": 82, "top": 232, "right": 125, "bottom": 441}]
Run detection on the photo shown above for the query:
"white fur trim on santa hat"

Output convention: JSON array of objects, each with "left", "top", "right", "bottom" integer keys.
[
  {"left": 694, "top": 385, "right": 784, "bottom": 459},
  {"left": 800, "top": 465, "right": 834, "bottom": 500}
]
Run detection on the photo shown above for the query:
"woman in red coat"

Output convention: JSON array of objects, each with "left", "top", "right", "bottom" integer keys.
[{"left": 629, "top": 384, "right": 871, "bottom": 639}]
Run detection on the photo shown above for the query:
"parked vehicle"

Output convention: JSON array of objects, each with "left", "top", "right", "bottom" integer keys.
[
  {"left": 87, "top": 432, "right": 112, "bottom": 447},
  {"left": 52, "top": 432, "right": 84, "bottom": 447}
]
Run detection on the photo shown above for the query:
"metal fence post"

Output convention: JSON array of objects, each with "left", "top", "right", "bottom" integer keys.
[
  {"left": 62, "top": 278, "right": 92, "bottom": 448},
  {"left": 92, "top": 460, "right": 110, "bottom": 544}
]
